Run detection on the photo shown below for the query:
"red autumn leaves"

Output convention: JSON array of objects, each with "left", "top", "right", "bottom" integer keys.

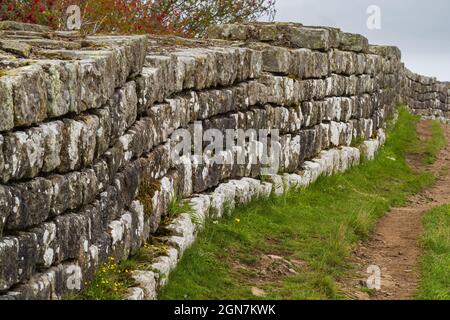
[{"left": 0, "top": 0, "right": 276, "bottom": 36}]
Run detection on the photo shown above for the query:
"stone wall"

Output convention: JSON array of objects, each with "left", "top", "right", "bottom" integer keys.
[
  {"left": 402, "top": 67, "right": 450, "bottom": 120},
  {"left": 0, "top": 21, "right": 444, "bottom": 300}
]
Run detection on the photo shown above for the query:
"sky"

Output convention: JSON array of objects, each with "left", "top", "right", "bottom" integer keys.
[{"left": 266, "top": 0, "right": 450, "bottom": 81}]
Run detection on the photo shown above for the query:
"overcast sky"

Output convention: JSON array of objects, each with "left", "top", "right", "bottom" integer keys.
[{"left": 267, "top": 0, "right": 450, "bottom": 81}]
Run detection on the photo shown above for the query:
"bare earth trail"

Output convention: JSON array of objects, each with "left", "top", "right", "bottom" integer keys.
[{"left": 347, "top": 121, "right": 450, "bottom": 300}]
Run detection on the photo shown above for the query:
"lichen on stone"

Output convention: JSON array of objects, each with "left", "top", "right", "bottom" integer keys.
[{"left": 137, "top": 177, "right": 161, "bottom": 217}]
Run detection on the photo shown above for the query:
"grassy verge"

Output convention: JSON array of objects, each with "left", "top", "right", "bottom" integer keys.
[
  {"left": 420, "top": 120, "right": 446, "bottom": 165},
  {"left": 416, "top": 205, "right": 450, "bottom": 300},
  {"left": 159, "top": 108, "right": 442, "bottom": 300}
]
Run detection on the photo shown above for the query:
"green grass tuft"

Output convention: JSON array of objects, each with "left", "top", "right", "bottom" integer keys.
[
  {"left": 167, "top": 194, "right": 193, "bottom": 219},
  {"left": 68, "top": 257, "right": 137, "bottom": 300},
  {"left": 423, "top": 120, "right": 446, "bottom": 165},
  {"left": 416, "top": 205, "right": 450, "bottom": 300}
]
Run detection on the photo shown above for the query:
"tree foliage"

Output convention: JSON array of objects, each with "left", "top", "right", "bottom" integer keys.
[{"left": 0, "top": 0, "right": 276, "bottom": 36}]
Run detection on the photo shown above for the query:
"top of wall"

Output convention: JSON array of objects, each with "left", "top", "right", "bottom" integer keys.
[
  {"left": 0, "top": 21, "right": 147, "bottom": 132},
  {"left": 207, "top": 22, "right": 401, "bottom": 59},
  {"left": 1, "top": 20, "right": 446, "bottom": 135}
]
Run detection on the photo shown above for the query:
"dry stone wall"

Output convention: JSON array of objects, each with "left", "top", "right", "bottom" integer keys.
[
  {"left": 0, "top": 21, "right": 444, "bottom": 300},
  {"left": 402, "top": 67, "right": 450, "bottom": 120}
]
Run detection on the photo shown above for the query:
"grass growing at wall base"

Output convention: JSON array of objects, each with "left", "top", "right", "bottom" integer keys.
[
  {"left": 159, "top": 108, "right": 442, "bottom": 300},
  {"left": 68, "top": 257, "right": 137, "bottom": 300},
  {"left": 417, "top": 120, "right": 445, "bottom": 165},
  {"left": 416, "top": 205, "right": 450, "bottom": 300}
]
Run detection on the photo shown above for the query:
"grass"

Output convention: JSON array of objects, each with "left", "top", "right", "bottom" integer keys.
[
  {"left": 159, "top": 107, "right": 442, "bottom": 300},
  {"left": 416, "top": 204, "right": 450, "bottom": 300},
  {"left": 167, "top": 194, "right": 194, "bottom": 221},
  {"left": 74, "top": 107, "right": 445, "bottom": 300},
  {"left": 69, "top": 257, "right": 137, "bottom": 300},
  {"left": 419, "top": 120, "right": 446, "bottom": 165},
  {"left": 69, "top": 241, "right": 172, "bottom": 300}
]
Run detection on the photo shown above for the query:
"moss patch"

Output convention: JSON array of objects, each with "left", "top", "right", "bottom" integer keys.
[{"left": 137, "top": 178, "right": 161, "bottom": 217}]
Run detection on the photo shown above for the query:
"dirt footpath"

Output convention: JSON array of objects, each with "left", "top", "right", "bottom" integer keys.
[{"left": 348, "top": 121, "right": 450, "bottom": 300}]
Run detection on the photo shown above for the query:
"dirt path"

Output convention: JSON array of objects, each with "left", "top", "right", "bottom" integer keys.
[{"left": 347, "top": 120, "right": 450, "bottom": 300}]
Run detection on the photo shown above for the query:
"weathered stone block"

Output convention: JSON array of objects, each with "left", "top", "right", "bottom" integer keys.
[
  {"left": 189, "top": 195, "right": 211, "bottom": 227},
  {"left": 109, "top": 81, "right": 138, "bottom": 142},
  {"left": 12, "top": 64, "right": 48, "bottom": 127},
  {"left": 41, "top": 121, "right": 64, "bottom": 173},
  {"left": 0, "top": 75, "right": 15, "bottom": 132},
  {"left": 92, "top": 108, "right": 112, "bottom": 158},
  {"left": 16, "top": 233, "right": 38, "bottom": 283},
  {"left": 79, "top": 114, "right": 99, "bottom": 167},
  {"left": 265, "top": 175, "right": 284, "bottom": 196},
  {"left": 47, "top": 174, "right": 70, "bottom": 217},
  {"left": 145, "top": 54, "right": 178, "bottom": 99},
  {"left": 59, "top": 119, "right": 83, "bottom": 173},
  {"left": 151, "top": 247, "right": 178, "bottom": 287},
  {"left": 77, "top": 57, "right": 113, "bottom": 112},
  {"left": 339, "top": 32, "right": 369, "bottom": 53},
  {"left": 229, "top": 179, "right": 251, "bottom": 204},
  {"left": 136, "top": 67, "right": 162, "bottom": 113},
  {"left": 0, "top": 237, "right": 19, "bottom": 291},
  {"left": 369, "top": 45, "right": 401, "bottom": 60},
  {"left": 250, "top": 43, "right": 290, "bottom": 74},
  {"left": 54, "top": 214, "right": 89, "bottom": 263},
  {"left": 280, "top": 134, "right": 301, "bottom": 172},
  {"left": 131, "top": 271, "right": 157, "bottom": 300},
  {"left": 38, "top": 60, "right": 80, "bottom": 117},
  {"left": 329, "top": 49, "right": 356, "bottom": 75},
  {"left": 285, "top": 27, "right": 331, "bottom": 50},
  {"left": 29, "top": 222, "right": 57, "bottom": 268},
  {"left": 166, "top": 213, "right": 196, "bottom": 255},
  {"left": 0, "top": 185, "right": 14, "bottom": 236},
  {"left": 302, "top": 101, "right": 326, "bottom": 127},
  {"left": 0, "top": 21, "right": 51, "bottom": 33},
  {"left": 1, "top": 128, "right": 45, "bottom": 183},
  {"left": 0, "top": 40, "right": 31, "bottom": 57},
  {"left": 299, "top": 128, "right": 319, "bottom": 163},
  {"left": 7, "top": 178, "right": 54, "bottom": 230}
]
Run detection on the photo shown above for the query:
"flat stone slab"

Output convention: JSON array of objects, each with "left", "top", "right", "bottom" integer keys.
[{"left": 0, "top": 24, "right": 147, "bottom": 132}]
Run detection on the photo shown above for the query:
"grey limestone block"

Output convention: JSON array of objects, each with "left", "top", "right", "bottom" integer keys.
[
  {"left": 1, "top": 128, "right": 45, "bottom": 183},
  {"left": 0, "top": 75, "right": 15, "bottom": 132},
  {"left": 0, "top": 185, "right": 14, "bottom": 236},
  {"left": 302, "top": 101, "right": 326, "bottom": 127},
  {"left": 40, "top": 121, "right": 64, "bottom": 173},
  {"left": 109, "top": 81, "right": 138, "bottom": 143},
  {"left": 6, "top": 178, "right": 54, "bottom": 231},
  {"left": 290, "top": 49, "right": 330, "bottom": 79},
  {"left": 0, "top": 237, "right": 20, "bottom": 291},
  {"left": 38, "top": 60, "right": 80, "bottom": 117},
  {"left": 53, "top": 214, "right": 90, "bottom": 263},
  {"left": 339, "top": 32, "right": 369, "bottom": 53},
  {"left": 11, "top": 64, "right": 48, "bottom": 127}
]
